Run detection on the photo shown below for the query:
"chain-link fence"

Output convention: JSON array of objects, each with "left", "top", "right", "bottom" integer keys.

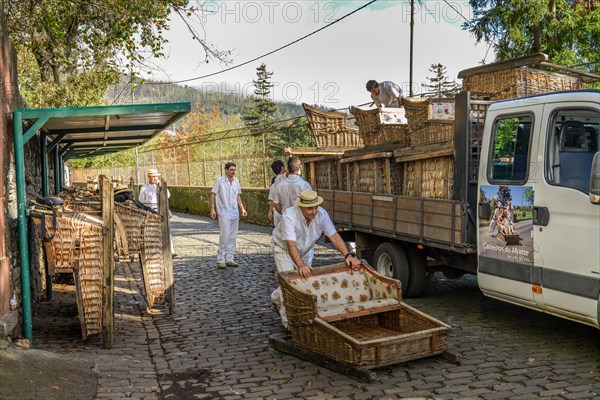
[{"left": 71, "top": 131, "right": 290, "bottom": 188}]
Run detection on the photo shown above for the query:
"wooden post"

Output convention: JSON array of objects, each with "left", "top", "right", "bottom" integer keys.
[
  {"left": 159, "top": 178, "right": 175, "bottom": 314},
  {"left": 186, "top": 146, "right": 191, "bottom": 186},
  {"left": 309, "top": 162, "right": 316, "bottom": 188},
  {"left": 100, "top": 175, "right": 114, "bottom": 348}
]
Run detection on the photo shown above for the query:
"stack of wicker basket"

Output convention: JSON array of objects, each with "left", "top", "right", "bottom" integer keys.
[
  {"left": 462, "top": 66, "right": 586, "bottom": 101},
  {"left": 349, "top": 106, "right": 409, "bottom": 147},
  {"left": 403, "top": 98, "right": 455, "bottom": 147},
  {"left": 303, "top": 103, "right": 362, "bottom": 149}
]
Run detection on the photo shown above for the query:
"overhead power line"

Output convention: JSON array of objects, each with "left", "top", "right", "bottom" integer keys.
[{"left": 155, "top": 0, "right": 379, "bottom": 85}]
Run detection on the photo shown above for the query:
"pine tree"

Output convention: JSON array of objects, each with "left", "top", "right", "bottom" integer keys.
[
  {"left": 423, "top": 63, "right": 460, "bottom": 98},
  {"left": 242, "top": 63, "right": 278, "bottom": 129}
]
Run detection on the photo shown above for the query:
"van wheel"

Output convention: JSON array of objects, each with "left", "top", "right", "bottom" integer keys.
[
  {"left": 405, "top": 247, "right": 427, "bottom": 297},
  {"left": 374, "top": 242, "right": 409, "bottom": 296}
]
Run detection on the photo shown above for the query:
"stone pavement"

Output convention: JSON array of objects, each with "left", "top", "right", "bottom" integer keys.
[{"left": 29, "top": 212, "right": 600, "bottom": 399}]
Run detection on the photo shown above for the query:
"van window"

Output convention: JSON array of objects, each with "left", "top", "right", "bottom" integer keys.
[
  {"left": 546, "top": 109, "right": 600, "bottom": 192},
  {"left": 489, "top": 115, "right": 533, "bottom": 183}
]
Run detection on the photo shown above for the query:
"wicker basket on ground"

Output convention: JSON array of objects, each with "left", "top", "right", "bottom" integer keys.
[
  {"left": 303, "top": 103, "right": 362, "bottom": 149},
  {"left": 277, "top": 263, "right": 450, "bottom": 368},
  {"left": 462, "top": 66, "right": 586, "bottom": 101},
  {"left": 349, "top": 106, "right": 409, "bottom": 147},
  {"left": 38, "top": 211, "right": 105, "bottom": 340}
]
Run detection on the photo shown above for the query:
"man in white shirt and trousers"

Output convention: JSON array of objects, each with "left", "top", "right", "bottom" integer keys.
[
  {"left": 139, "top": 168, "right": 175, "bottom": 255},
  {"left": 272, "top": 156, "right": 312, "bottom": 216},
  {"left": 210, "top": 162, "right": 247, "bottom": 269},
  {"left": 271, "top": 189, "right": 361, "bottom": 327}
]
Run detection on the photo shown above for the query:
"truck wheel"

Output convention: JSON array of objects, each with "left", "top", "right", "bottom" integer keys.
[
  {"left": 404, "top": 247, "right": 427, "bottom": 297},
  {"left": 374, "top": 242, "right": 409, "bottom": 296}
]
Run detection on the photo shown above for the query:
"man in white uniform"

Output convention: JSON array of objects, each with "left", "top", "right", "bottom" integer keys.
[
  {"left": 138, "top": 168, "right": 175, "bottom": 255},
  {"left": 272, "top": 156, "right": 311, "bottom": 215},
  {"left": 366, "top": 80, "right": 405, "bottom": 108},
  {"left": 210, "top": 162, "right": 247, "bottom": 269},
  {"left": 267, "top": 159, "right": 286, "bottom": 227},
  {"left": 271, "top": 189, "right": 361, "bottom": 327},
  {"left": 138, "top": 168, "right": 169, "bottom": 211}
]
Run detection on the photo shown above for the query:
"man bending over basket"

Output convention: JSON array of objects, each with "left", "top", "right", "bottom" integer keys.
[{"left": 271, "top": 189, "right": 361, "bottom": 327}]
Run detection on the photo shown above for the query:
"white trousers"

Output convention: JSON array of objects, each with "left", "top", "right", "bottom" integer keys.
[
  {"left": 273, "top": 210, "right": 282, "bottom": 229},
  {"left": 271, "top": 244, "right": 314, "bottom": 328},
  {"left": 217, "top": 217, "right": 239, "bottom": 263}
]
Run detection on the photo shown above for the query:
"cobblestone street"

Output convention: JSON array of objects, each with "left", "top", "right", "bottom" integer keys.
[{"left": 32, "top": 212, "right": 600, "bottom": 399}]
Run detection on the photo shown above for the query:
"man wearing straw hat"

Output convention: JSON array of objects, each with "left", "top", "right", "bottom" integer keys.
[
  {"left": 139, "top": 168, "right": 169, "bottom": 212},
  {"left": 270, "top": 189, "right": 361, "bottom": 326},
  {"left": 139, "top": 168, "right": 175, "bottom": 255},
  {"left": 210, "top": 162, "right": 248, "bottom": 269}
]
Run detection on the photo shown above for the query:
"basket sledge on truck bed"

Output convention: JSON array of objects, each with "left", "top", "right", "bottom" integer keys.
[{"left": 269, "top": 262, "right": 451, "bottom": 381}]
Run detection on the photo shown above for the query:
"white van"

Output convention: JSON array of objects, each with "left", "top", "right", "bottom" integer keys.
[{"left": 477, "top": 90, "right": 600, "bottom": 328}]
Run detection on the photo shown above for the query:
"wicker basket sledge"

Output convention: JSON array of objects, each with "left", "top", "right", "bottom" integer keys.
[
  {"left": 403, "top": 98, "right": 455, "bottom": 147},
  {"left": 277, "top": 263, "right": 450, "bottom": 368},
  {"left": 462, "top": 67, "right": 586, "bottom": 101},
  {"left": 303, "top": 103, "right": 362, "bottom": 149},
  {"left": 40, "top": 211, "right": 105, "bottom": 340},
  {"left": 349, "top": 106, "right": 409, "bottom": 147}
]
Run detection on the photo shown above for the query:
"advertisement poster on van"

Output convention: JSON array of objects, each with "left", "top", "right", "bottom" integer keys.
[{"left": 479, "top": 185, "right": 534, "bottom": 265}]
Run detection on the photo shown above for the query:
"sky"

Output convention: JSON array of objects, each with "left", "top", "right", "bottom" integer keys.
[
  {"left": 149, "top": 0, "right": 492, "bottom": 109},
  {"left": 482, "top": 185, "right": 532, "bottom": 207}
]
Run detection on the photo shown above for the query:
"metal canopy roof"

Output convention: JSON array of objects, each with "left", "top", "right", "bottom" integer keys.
[{"left": 15, "top": 102, "right": 191, "bottom": 159}]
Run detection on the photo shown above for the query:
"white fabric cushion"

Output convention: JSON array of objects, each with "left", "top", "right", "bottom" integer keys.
[{"left": 318, "top": 298, "right": 400, "bottom": 319}]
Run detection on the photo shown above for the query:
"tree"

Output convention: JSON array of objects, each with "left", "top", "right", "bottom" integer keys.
[
  {"left": 465, "top": 0, "right": 600, "bottom": 70},
  {"left": 497, "top": 185, "right": 512, "bottom": 207},
  {"left": 423, "top": 63, "right": 459, "bottom": 98},
  {"left": 523, "top": 187, "right": 535, "bottom": 205},
  {"left": 5, "top": 0, "right": 230, "bottom": 107},
  {"left": 242, "top": 63, "right": 278, "bottom": 128}
]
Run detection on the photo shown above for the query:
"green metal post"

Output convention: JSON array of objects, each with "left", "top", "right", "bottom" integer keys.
[
  {"left": 13, "top": 111, "right": 33, "bottom": 345},
  {"left": 53, "top": 147, "right": 60, "bottom": 194}
]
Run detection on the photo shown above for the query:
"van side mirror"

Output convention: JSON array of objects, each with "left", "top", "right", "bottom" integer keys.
[{"left": 590, "top": 152, "right": 600, "bottom": 204}]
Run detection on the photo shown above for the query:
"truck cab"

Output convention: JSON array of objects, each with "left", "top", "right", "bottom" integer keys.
[{"left": 477, "top": 90, "right": 600, "bottom": 328}]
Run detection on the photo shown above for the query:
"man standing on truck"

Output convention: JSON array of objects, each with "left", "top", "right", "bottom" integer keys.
[
  {"left": 271, "top": 189, "right": 361, "bottom": 326},
  {"left": 272, "top": 156, "right": 311, "bottom": 215},
  {"left": 366, "top": 80, "right": 405, "bottom": 108}
]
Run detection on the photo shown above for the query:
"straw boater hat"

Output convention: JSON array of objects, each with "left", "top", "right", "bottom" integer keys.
[
  {"left": 147, "top": 168, "right": 161, "bottom": 176},
  {"left": 295, "top": 189, "right": 324, "bottom": 208}
]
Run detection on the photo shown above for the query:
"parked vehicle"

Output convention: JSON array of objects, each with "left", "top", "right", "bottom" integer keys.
[{"left": 312, "top": 89, "right": 600, "bottom": 329}]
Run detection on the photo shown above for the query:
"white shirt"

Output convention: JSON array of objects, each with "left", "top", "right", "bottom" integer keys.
[
  {"left": 371, "top": 81, "right": 403, "bottom": 108},
  {"left": 273, "top": 174, "right": 312, "bottom": 213},
  {"left": 139, "top": 183, "right": 170, "bottom": 211},
  {"left": 273, "top": 205, "right": 336, "bottom": 257},
  {"left": 268, "top": 173, "right": 286, "bottom": 201},
  {"left": 211, "top": 175, "right": 242, "bottom": 220}
]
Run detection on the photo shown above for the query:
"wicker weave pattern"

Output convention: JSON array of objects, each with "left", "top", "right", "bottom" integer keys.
[
  {"left": 402, "top": 156, "right": 455, "bottom": 199},
  {"left": 44, "top": 213, "right": 104, "bottom": 337},
  {"left": 303, "top": 103, "right": 363, "bottom": 149},
  {"left": 114, "top": 202, "right": 153, "bottom": 255},
  {"left": 410, "top": 124, "right": 454, "bottom": 147},
  {"left": 349, "top": 107, "right": 410, "bottom": 147},
  {"left": 140, "top": 213, "right": 166, "bottom": 307},
  {"left": 462, "top": 67, "right": 586, "bottom": 101}
]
